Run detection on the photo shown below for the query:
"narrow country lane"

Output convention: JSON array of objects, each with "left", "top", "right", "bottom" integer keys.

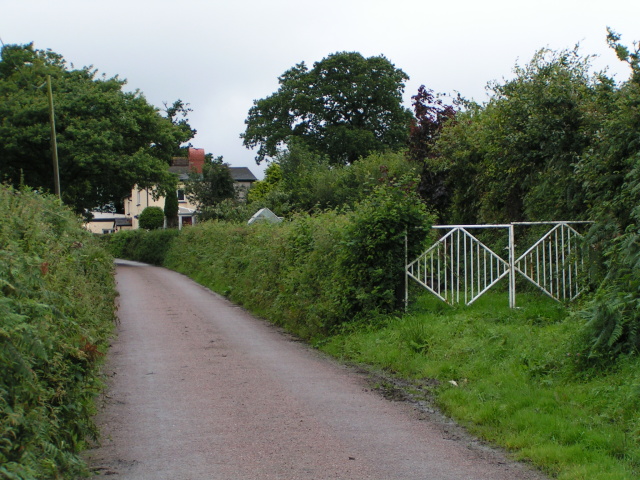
[{"left": 84, "top": 260, "right": 548, "bottom": 480}]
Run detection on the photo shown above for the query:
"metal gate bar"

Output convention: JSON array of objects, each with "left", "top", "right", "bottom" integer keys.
[
  {"left": 405, "top": 221, "right": 591, "bottom": 309},
  {"left": 513, "top": 222, "right": 587, "bottom": 302},
  {"left": 406, "top": 225, "right": 511, "bottom": 307}
]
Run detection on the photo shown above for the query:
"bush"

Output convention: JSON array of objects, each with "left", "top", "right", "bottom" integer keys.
[
  {"left": 0, "top": 185, "right": 116, "bottom": 479},
  {"left": 138, "top": 206, "right": 164, "bottom": 230},
  {"left": 104, "top": 228, "right": 180, "bottom": 266},
  {"left": 164, "top": 181, "right": 433, "bottom": 339},
  {"left": 341, "top": 179, "right": 432, "bottom": 314}
]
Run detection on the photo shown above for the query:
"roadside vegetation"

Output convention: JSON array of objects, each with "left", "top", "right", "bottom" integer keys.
[
  {"left": 0, "top": 185, "right": 117, "bottom": 479},
  {"left": 323, "top": 292, "right": 640, "bottom": 480}
]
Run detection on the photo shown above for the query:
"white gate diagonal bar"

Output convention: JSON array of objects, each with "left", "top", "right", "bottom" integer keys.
[
  {"left": 405, "top": 221, "right": 591, "bottom": 309},
  {"left": 406, "top": 225, "right": 511, "bottom": 307},
  {"left": 514, "top": 222, "right": 587, "bottom": 302}
]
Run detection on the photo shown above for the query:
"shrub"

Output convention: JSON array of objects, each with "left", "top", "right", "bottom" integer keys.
[
  {"left": 164, "top": 189, "right": 179, "bottom": 228},
  {"left": 104, "top": 228, "right": 180, "bottom": 266},
  {"left": 341, "top": 179, "right": 432, "bottom": 314},
  {"left": 138, "top": 206, "right": 164, "bottom": 230},
  {"left": 164, "top": 181, "right": 433, "bottom": 339},
  {"left": 0, "top": 185, "right": 116, "bottom": 478}
]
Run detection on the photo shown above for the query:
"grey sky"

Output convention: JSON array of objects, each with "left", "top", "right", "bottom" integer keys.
[{"left": 2, "top": 0, "right": 638, "bottom": 179}]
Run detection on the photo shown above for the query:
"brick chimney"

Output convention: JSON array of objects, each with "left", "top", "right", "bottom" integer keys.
[{"left": 188, "top": 147, "right": 205, "bottom": 173}]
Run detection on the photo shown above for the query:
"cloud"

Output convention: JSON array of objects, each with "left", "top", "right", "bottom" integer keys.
[{"left": 2, "top": 0, "right": 638, "bottom": 179}]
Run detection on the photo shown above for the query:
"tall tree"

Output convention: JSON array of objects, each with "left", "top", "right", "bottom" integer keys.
[
  {"left": 184, "top": 155, "right": 236, "bottom": 211},
  {"left": 241, "top": 52, "right": 413, "bottom": 165},
  {"left": 435, "top": 47, "right": 608, "bottom": 223},
  {"left": 406, "top": 86, "right": 457, "bottom": 216},
  {"left": 0, "top": 43, "right": 195, "bottom": 213}
]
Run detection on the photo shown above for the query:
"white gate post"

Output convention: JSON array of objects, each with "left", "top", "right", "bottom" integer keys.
[
  {"left": 509, "top": 224, "right": 516, "bottom": 308},
  {"left": 404, "top": 232, "right": 409, "bottom": 312}
]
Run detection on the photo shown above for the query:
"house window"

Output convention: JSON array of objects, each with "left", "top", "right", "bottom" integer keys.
[
  {"left": 102, "top": 229, "right": 114, "bottom": 234},
  {"left": 177, "top": 189, "right": 185, "bottom": 202},
  {"left": 136, "top": 189, "right": 141, "bottom": 205}
]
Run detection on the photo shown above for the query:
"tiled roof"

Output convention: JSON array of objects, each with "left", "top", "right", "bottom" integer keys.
[{"left": 229, "top": 167, "right": 258, "bottom": 182}]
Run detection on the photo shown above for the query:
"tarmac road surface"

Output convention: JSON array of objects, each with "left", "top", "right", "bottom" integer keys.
[{"left": 84, "top": 259, "right": 548, "bottom": 480}]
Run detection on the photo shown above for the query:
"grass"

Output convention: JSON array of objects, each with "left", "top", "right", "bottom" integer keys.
[{"left": 321, "top": 291, "right": 640, "bottom": 480}]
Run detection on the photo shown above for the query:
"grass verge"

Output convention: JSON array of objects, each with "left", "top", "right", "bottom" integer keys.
[{"left": 320, "top": 291, "right": 640, "bottom": 479}]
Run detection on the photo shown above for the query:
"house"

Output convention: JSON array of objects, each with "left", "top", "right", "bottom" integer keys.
[
  {"left": 121, "top": 147, "right": 204, "bottom": 230},
  {"left": 230, "top": 167, "right": 258, "bottom": 199},
  {"left": 119, "top": 147, "right": 257, "bottom": 231},
  {"left": 84, "top": 212, "right": 133, "bottom": 234}
]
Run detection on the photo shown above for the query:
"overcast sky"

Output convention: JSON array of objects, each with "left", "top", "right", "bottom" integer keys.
[{"left": 2, "top": 0, "right": 639, "bottom": 179}]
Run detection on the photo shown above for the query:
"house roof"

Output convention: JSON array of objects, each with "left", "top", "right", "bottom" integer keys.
[
  {"left": 171, "top": 166, "right": 258, "bottom": 183},
  {"left": 229, "top": 167, "right": 258, "bottom": 182}
]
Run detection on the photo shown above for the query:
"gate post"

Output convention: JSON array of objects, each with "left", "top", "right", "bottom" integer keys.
[
  {"left": 509, "top": 224, "right": 516, "bottom": 308},
  {"left": 404, "top": 232, "right": 409, "bottom": 312}
]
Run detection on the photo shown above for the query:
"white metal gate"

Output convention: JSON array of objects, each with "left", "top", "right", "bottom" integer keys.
[
  {"left": 405, "top": 221, "right": 591, "bottom": 308},
  {"left": 514, "top": 222, "right": 587, "bottom": 302}
]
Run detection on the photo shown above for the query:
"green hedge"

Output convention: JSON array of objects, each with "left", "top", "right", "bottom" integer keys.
[
  {"left": 164, "top": 182, "right": 432, "bottom": 339},
  {"left": 0, "top": 185, "right": 117, "bottom": 479},
  {"left": 102, "top": 228, "right": 180, "bottom": 266}
]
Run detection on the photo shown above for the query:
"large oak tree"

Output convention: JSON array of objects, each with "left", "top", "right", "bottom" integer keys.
[
  {"left": 241, "top": 52, "right": 413, "bottom": 165},
  {"left": 0, "top": 43, "right": 195, "bottom": 213}
]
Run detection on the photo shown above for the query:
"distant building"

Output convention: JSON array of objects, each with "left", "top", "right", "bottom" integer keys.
[
  {"left": 85, "top": 147, "right": 258, "bottom": 233},
  {"left": 84, "top": 212, "right": 132, "bottom": 234},
  {"left": 230, "top": 167, "right": 258, "bottom": 199}
]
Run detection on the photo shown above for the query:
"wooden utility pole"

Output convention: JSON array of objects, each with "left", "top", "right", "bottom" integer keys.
[{"left": 47, "top": 75, "right": 61, "bottom": 199}]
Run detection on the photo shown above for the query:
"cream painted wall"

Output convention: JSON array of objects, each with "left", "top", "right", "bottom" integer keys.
[{"left": 124, "top": 185, "right": 199, "bottom": 229}]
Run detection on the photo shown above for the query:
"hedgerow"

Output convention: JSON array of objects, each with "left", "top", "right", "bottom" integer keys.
[
  {"left": 0, "top": 185, "right": 117, "bottom": 479},
  {"left": 163, "top": 180, "right": 432, "bottom": 339},
  {"left": 102, "top": 228, "right": 180, "bottom": 266}
]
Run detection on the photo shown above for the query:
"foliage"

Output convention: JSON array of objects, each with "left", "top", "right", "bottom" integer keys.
[
  {"left": 197, "top": 198, "right": 255, "bottom": 223},
  {"left": 435, "top": 47, "right": 609, "bottom": 223},
  {"left": 241, "top": 51, "right": 413, "bottom": 165},
  {"left": 138, "top": 206, "right": 165, "bottom": 230},
  {"left": 607, "top": 28, "right": 640, "bottom": 83},
  {"left": 246, "top": 162, "right": 283, "bottom": 204},
  {"left": 0, "top": 184, "right": 116, "bottom": 479},
  {"left": 322, "top": 293, "right": 640, "bottom": 480},
  {"left": 406, "top": 85, "right": 458, "bottom": 217},
  {"left": 0, "top": 43, "right": 194, "bottom": 214},
  {"left": 249, "top": 145, "right": 420, "bottom": 216},
  {"left": 104, "top": 228, "right": 180, "bottom": 266},
  {"left": 163, "top": 186, "right": 179, "bottom": 229},
  {"left": 576, "top": 56, "right": 640, "bottom": 359},
  {"left": 157, "top": 182, "right": 433, "bottom": 339},
  {"left": 183, "top": 156, "right": 236, "bottom": 212},
  {"left": 340, "top": 177, "right": 431, "bottom": 313}
]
